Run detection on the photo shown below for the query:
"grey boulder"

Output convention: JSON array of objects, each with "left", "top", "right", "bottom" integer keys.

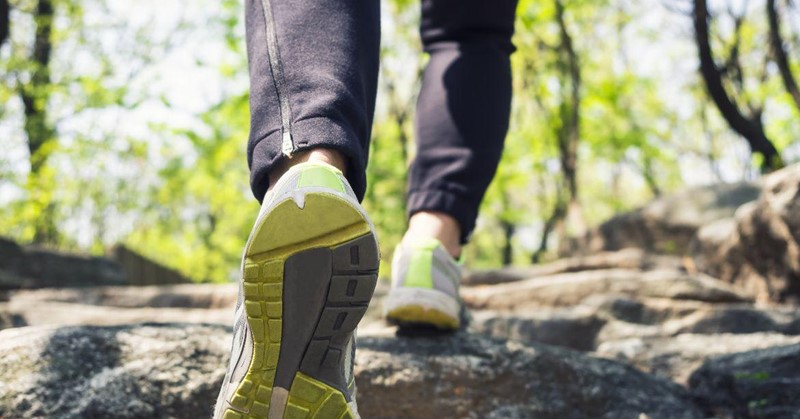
[
  {"left": 689, "top": 343, "right": 800, "bottom": 418},
  {"left": 355, "top": 332, "right": 703, "bottom": 419},
  {"left": 0, "top": 323, "right": 705, "bottom": 419}
]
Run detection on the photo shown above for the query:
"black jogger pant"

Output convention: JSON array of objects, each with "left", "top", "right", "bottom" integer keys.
[{"left": 245, "top": 0, "right": 517, "bottom": 243}]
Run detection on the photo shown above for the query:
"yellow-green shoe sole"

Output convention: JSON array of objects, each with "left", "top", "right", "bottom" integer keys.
[
  {"left": 386, "top": 305, "right": 459, "bottom": 331},
  {"left": 222, "top": 192, "right": 378, "bottom": 419}
]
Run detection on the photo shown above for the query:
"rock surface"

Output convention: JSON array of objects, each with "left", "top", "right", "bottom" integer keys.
[
  {"left": 0, "top": 324, "right": 229, "bottom": 419},
  {"left": 689, "top": 343, "right": 800, "bottom": 418},
  {"left": 562, "top": 181, "right": 761, "bottom": 256},
  {"left": 1, "top": 252, "right": 797, "bottom": 417},
  {"left": 597, "top": 333, "right": 800, "bottom": 385},
  {"left": 356, "top": 333, "right": 703, "bottom": 419},
  {"left": 463, "top": 248, "right": 686, "bottom": 286},
  {"left": 0, "top": 238, "right": 190, "bottom": 290},
  {"left": 470, "top": 308, "right": 605, "bottom": 351},
  {"left": 0, "top": 284, "right": 237, "bottom": 331},
  {"left": 0, "top": 323, "right": 705, "bottom": 419},
  {"left": 462, "top": 269, "right": 749, "bottom": 312},
  {"left": 692, "top": 164, "right": 800, "bottom": 303},
  {"left": 9, "top": 283, "right": 238, "bottom": 309},
  {"left": 0, "top": 238, "right": 128, "bottom": 289}
]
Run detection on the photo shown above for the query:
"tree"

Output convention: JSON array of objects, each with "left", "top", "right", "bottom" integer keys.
[
  {"left": 767, "top": 0, "right": 800, "bottom": 112},
  {"left": 692, "top": 0, "right": 784, "bottom": 171},
  {"left": 19, "top": 0, "right": 57, "bottom": 243},
  {"left": 1, "top": 0, "right": 195, "bottom": 247},
  {"left": 125, "top": 94, "right": 256, "bottom": 282},
  {"left": 531, "top": 0, "right": 585, "bottom": 263}
]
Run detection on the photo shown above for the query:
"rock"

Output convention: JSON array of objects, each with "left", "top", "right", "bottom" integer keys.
[
  {"left": 464, "top": 248, "right": 686, "bottom": 286},
  {"left": 356, "top": 333, "right": 703, "bottom": 419},
  {"left": 688, "top": 343, "right": 800, "bottom": 418},
  {"left": 562, "top": 182, "right": 761, "bottom": 256},
  {"left": 0, "top": 268, "right": 36, "bottom": 292},
  {"left": 0, "top": 283, "right": 396, "bottom": 334},
  {"left": 0, "top": 285, "right": 237, "bottom": 328},
  {"left": 587, "top": 296, "right": 800, "bottom": 335},
  {"left": 5, "top": 301, "right": 233, "bottom": 328},
  {"left": 692, "top": 164, "right": 800, "bottom": 302},
  {"left": 8, "top": 284, "right": 238, "bottom": 309},
  {"left": 0, "top": 323, "right": 229, "bottom": 419},
  {"left": 671, "top": 304, "right": 800, "bottom": 335},
  {"left": 0, "top": 237, "right": 27, "bottom": 273},
  {"left": 0, "top": 237, "right": 192, "bottom": 290},
  {"left": 0, "top": 323, "right": 705, "bottom": 419},
  {"left": 10, "top": 246, "right": 129, "bottom": 289},
  {"left": 0, "top": 238, "right": 42, "bottom": 290},
  {"left": 111, "top": 245, "right": 193, "bottom": 286},
  {"left": 597, "top": 333, "right": 800, "bottom": 385},
  {"left": 0, "top": 304, "right": 26, "bottom": 330},
  {"left": 586, "top": 297, "right": 800, "bottom": 349},
  {"left": 462, "top": 269, "right": 750, "bottom": 312},
  {"left": 470, "top": 292, "right": 800, "bottom": 353},
  {"left": 581, "top": 296, "right": 705, "bottom": 327},
  {"left": 470, "top": 308, "right": 606, "bottom": 351}
]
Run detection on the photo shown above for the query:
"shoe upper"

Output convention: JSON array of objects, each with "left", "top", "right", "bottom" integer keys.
[
  {"left": 383, "top": 236, "right": 464, "bottom": 330},
  {"left": 390, "top": 237, "right": 462, "bottom": 299}
]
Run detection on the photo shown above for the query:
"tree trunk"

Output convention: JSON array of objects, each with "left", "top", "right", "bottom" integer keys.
[
  {"left": 767, "top": 0, "right": 800, "bottom": 112},
  {"left": 0, "top": 0, "right": 9, "bottom": 48},
  {"left": 532, "top": 0, "right": 584, "bottom": 263},
  {"left": 532, "top": 197, "right": 566, "bottom": 264},
  {"left": 500, "top": 220, "right": 514, "bottom": 266},
  {"left": 20, "top": 0, "right": 57, "bottom": 244},
  {"left": 555, "top": 0, "right": 580, "bottom": 207},
  {"left": 692, "top": 0, "right": 783, "bottom": 171},
  {"left": 555, "top": 0, "right": 586, "bottom": 240},
  {"left": 641, "top": 154, "right": 662, "bottom": 197}
]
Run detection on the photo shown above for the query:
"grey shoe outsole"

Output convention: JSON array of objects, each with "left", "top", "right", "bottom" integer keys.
[{"left": 216, "top": 189, "right": 379, "bottom": 419}]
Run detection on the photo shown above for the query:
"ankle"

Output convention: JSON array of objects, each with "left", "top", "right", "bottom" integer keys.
[
  {"left": 405, "top": 211, "right": 462, "bottom": 259},
  {"left": 268, "top": 148, "right": 348, "bottom": 192}
]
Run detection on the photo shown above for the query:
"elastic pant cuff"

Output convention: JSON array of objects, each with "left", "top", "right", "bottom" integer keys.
[
  {"left": 407, "top": 189, "right": 477, "bottom": 244},
  {"left": 249, "top": 117, "right": 368, "bottom": 203}
]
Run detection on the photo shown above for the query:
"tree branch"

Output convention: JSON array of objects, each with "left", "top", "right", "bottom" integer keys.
[
  {"left": 692, "top": 0, "right": 783, "bottom": 170},
  {"left": 555, "top": 0, "right": 581, "bottom": 202},
  {"left": 767, "top": 0, "right": 800, "bottom": 111}
]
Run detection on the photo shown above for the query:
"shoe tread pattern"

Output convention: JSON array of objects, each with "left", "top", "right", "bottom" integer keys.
[{"left": 223, "top": 192, "right": 378, "bottom": 419}]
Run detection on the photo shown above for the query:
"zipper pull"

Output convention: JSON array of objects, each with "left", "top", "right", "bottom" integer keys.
[{"left": 281, "top": 131, "right": 295, "bottom": 157}]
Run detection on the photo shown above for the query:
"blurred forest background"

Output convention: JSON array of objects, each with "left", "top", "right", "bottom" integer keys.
[{"left": 1, "top": 0, "right": 799, "bottom": 283}]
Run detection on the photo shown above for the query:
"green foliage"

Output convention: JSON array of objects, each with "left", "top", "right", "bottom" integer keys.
[
  {"left": 2, "top": 0, "right": 799, "bottom": 283},
  {"left": 363, "top": 121, "right": 411, "bottom": 276},
  {"left": 470, "top": 0, "right": 682, "bottom": 264},
  {"left": 124, "top": 95, "right": 256, "bottom": 282}
]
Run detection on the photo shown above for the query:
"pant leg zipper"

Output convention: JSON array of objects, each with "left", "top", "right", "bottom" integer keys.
[{"left": 259, "top": 0, "right": 295, "bottom": 157}]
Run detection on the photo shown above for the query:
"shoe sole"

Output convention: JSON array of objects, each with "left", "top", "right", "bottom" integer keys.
[
  {"left": 221, "top": 191, "right": 379, "bottom": 419},
  {"left": 384, "top": 287, "right": 460, "bottom": 330}
]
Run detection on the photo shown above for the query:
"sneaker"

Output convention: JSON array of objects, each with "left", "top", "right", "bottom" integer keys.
[
  {"left": 214, "top": 161, "right": 380, "bottom": 419},
  {"left": 383, "top": 237, "right": 461, "bottom": 330}
]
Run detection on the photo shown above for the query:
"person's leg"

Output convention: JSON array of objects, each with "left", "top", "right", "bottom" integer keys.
[
  {"left": 246, "top": 0, "right": 380, "bottom": 202},
  {"left": 384, "top": 0, "right": 517, "bottom": 331},
  {"left": 406, "top": 0, "right": 518, "bottom": 257},
  {"left": 215, "top": 0, "right": 380, "bottom": 417}
]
